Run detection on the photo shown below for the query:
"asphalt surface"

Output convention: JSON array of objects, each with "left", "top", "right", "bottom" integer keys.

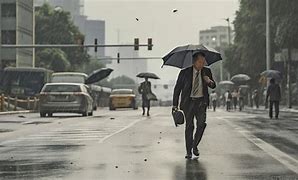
[{"left": 0, "top": 107, "right": 297, "bottom": 180}]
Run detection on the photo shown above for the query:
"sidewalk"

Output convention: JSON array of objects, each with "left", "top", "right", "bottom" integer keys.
[{"left": 244, "top": 105, "right": 298, "bottom": 114}]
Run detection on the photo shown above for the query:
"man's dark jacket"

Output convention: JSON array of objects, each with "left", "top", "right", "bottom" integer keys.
[{"left": 173, "top": 66, "right": 216, "bottom": 110}]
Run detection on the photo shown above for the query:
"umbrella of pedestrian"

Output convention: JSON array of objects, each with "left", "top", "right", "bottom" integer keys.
[
  {"left": 85, "top": 68, "right": 113, "bottom": 84},
  {"left": 162, "top": 44, "right": 222, "bottom": 69},
  {"left": 219, "top": 80, "right": 234, "bottom": 85},
  {"left": 136, "top": 72, "right": 160, "bottom": 79},
  {"left": 231, "top": 74, "right": 251, "bottom": 83},
  {"left": 260, "top": 70, "right": 282, "bottom": 80}
]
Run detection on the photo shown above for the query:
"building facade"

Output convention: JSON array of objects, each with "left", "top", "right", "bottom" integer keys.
[
  {"left": 107, "top": 46, "right": 148, "bottom": 83},
  {"left": 199, "top": 26, "right": 233, "bottom": 49},
  {"left": 34, "top": 0, "right": 106, "bottom": 57},
  {"left": 0, "top": 0, "right": 34, "bottom": 69}
]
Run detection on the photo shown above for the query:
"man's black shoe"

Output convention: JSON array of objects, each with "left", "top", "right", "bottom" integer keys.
[
  {"left": 193, "top": 148, "right": 200, "bottom": 156},
  {"left": 185, "top": 154, "right": 192, "bottom": 159}
]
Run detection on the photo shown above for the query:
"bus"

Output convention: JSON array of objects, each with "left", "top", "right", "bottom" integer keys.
[{"left": 0, "top": 67, "right": 53, "bottom": 98}]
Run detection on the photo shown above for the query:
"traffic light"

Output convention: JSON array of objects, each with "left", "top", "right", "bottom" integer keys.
[
  {"left": 148, "top": 38, "right": 153, "bottom": 50},
  {"left": 117, "top": 53, "right": 120, "bottom": 64},
  {"left": 134, "top": 38, "right": 139, "bottom": 51},
  {"left": 94, "top": 38, "right": 98, "bottom": 52}
]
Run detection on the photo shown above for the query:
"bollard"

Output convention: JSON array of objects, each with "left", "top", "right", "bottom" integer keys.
[
  {"left": 27, "top": 97, "right": 30, "bottom": 110},
  {"left": 33, "top": 97, "right": 37, "bottom": 110},
  {"left": 14, "top": 97, "right": 18, "bottom": 111},
  {"left": 0, "top": 94, "right": 4, "bottom": 112},
  {"left": 7, "top": 96, "right": 10, "bottom": 111}
]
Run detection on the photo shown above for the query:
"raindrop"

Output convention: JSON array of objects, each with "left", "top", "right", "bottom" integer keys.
[
  {"left": 144, "top": 159, "right": 147, "bottom": 162},
  {"left": 115, "top": 166, "right": 118, "bottom": 168}
]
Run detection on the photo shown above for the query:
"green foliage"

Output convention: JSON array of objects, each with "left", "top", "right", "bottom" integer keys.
[
  {"left": 35, "top": 3, "right": 90, "bottom": 71},
  {"left": 82, "top": 58, "right": 105, "bottom": 75},
  {"left": 224, "top": 0, "right": 298, "bottom": 88},
  {"left": 36, "top": 48, "right": 69, "bottom": 72}
]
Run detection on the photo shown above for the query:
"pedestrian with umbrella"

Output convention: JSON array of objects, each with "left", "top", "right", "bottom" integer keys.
[
  {"left": 163, "top": 44, "right": 221, "bottom": 159},
  {"left": 137, "top": 72, "right": 159, "bottom": 116},
  {"left": 266, "top": 78, "right": 281, "bottom": 119}
]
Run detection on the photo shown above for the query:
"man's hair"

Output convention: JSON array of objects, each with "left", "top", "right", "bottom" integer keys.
[
  {"left": 270, "top": 78, "right": 275, "bottom": 84},
  {"left": 192, "top": 52, "right": 206, "bottom": 62}
]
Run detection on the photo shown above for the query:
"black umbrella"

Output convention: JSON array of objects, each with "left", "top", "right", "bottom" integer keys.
[
  {"left": 231, "top": 74, "right": 251, "bottom": 83},
  {"left": 260, "top": 70, "right": 282, "bottom": 80},
  {"left": 136, "top": 72, "right": 160, "bottom": 79},
  {"left": 162, "top": 44, "right": 222, "bottom": 69},
  {"left": 85, "top": 68, "right": 113, "bottom": 84}
]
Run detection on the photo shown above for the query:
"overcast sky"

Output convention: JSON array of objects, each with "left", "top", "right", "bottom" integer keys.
[{"left": 84, "top": 0, "right": 240, "bottom": 83}]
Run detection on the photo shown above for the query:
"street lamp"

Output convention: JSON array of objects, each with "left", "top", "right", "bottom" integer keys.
[{"left": 225, "top": 18, "right": 231, "bottom": 46}]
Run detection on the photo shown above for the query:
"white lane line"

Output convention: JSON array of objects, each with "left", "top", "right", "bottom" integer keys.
[
  {"left": 216, "top": 116, "right": 298, "bottom": 174},
  {"left": 98, "top": 113, "right": 160, "bottom": 144}
]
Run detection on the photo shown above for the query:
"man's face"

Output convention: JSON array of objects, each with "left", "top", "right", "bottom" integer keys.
[{"left": 193, "top": 55, "right": 205, "bottom": 70}]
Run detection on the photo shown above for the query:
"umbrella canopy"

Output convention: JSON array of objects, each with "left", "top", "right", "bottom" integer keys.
[
  {"left": 136, "top": 72, "right": 160, "bottom": 79},
  {"left": 85, "top": 68, "right": 113, "bottom": 84},
  {"left": 219, "top": 80, "right": 234, "bottom": 85},
  {"left": 260, "top": 70, "right": 282, "bottom": 79},
  {"left": 231, "top": 74, "right": 251, "bottom": 83},
  {"left": 162, "top": 44, "right": 222, "bottom": 69}
]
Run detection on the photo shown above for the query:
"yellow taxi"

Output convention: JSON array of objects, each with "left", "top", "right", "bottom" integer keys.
[{"left": 109, "top": 89, "right": 137, "bottom": 110}]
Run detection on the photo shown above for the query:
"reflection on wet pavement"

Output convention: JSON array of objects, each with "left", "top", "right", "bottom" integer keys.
[{"left": 173, "top": 159, "right": 207, "bottom": 180}]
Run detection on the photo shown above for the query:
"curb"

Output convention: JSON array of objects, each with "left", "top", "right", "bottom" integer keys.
[{"left": 0, "top": 110, "right": 36, "bottom": 116}]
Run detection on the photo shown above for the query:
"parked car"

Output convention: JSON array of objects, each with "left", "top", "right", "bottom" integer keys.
[
  {"left": 39, "top": 83, "right": 93, "bottom": 117},
  {"left": 109, "top": 89, "right": 137, "bottom": 110}
]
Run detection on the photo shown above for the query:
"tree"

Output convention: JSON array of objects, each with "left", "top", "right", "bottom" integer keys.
[
  {"left": 82, "top": 58, "right": 105, "bottom": 75},
  {"left": 35, "top": 4, "right": 90, "bottom": 70},
  {"left": 36, "top": 48, "right": 70, "bottom": 72}
]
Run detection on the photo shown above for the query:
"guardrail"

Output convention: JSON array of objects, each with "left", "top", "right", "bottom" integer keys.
[{"left": 0, "top": 94, "right": 39, "bottom": 112}]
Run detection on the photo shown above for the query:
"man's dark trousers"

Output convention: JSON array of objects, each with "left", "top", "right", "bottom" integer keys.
[
  {"left": 184, "top": 97, "right": 207, "bottom": 154},
  {"left": 269, "top": 100, "right": 279, "bottom": 118}
]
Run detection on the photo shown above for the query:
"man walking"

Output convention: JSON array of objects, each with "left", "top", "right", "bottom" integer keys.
[
  {"left": 210, "top": 91, "right": 217, "bottom": 112},
  {"left": 138, "top": 77, "right": 152, "bottom": 116},
  {"left": 172, "top": 52, "right": 216, "bottom": 159},
  {"left": 266, "top": 78, "right": 281, "bottom": 119}
]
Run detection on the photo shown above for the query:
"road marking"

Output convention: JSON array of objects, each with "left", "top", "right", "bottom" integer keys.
[
  {"left": 98, "top": 113, "right": 161, "bottom": 144},
  {"left": 216, "top": 116, "right": 298, "bottom": 174}
]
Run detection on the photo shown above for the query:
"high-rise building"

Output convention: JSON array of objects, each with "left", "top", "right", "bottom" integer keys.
[
  {"left": 199, "top": 26, "right": 233, "bottom": 49},
  {"left": 0, "top": 0, "right": 34, "bottom": 69},
  {"left": 34, "top": 0, "right": 106, "bottom": 57}
]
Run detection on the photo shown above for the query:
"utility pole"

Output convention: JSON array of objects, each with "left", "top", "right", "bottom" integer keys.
[
  {"left": 266, "top": 0, "right": 271, "bottom": 70},
  {"left": 287, "top": 49, "right": 292, "bottom": 108}
]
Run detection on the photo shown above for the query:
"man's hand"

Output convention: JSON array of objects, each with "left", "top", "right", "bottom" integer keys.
[
  {"left": 203, "top": 76, "right": 214, "bottom": 84},
  {"left": 172, "top": 106, "right": 178, "bottom": 113}
]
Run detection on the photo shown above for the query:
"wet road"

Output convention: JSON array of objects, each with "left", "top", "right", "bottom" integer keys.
[{"left": 0, "top": 107, "right": 297, "bottom": 179}]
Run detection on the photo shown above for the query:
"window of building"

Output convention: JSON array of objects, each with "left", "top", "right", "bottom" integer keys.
[
  {"left": 1, "top": 30, "right": 16, "bottom": 44},
  {"left": 1, "top": 3, "right": 16, "bottom": 17}
]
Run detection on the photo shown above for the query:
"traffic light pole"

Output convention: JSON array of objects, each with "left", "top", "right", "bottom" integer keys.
[{"left": 0, "top": 44, "right": 152, "bottom": 49}]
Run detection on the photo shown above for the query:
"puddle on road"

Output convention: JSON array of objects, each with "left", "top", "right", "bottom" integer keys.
[
  {"left": 41, "top": 144, "right": 85, "bottom": 151},
  {"left": 0, "top": 129, "right": 14, "bottom": 133},
  {"left": 22, "top": 121, "right": 51, "bottom": 125},
  {"left": 0, "top": 121, "right": 24, "bottom": 124},
  {"left": 0, "top": 159, "right": 74, "bottom": 179}
]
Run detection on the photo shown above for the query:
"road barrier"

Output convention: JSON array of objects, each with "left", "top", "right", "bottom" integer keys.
[{"left": 0, "top": 94, "right": 39, "bottom": 112}]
